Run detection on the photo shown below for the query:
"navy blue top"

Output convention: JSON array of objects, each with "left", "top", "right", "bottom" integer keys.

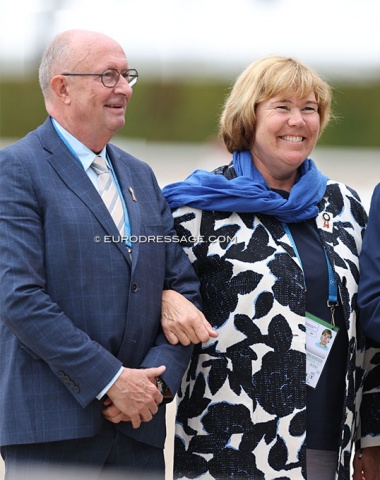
[{"left": 288, "top": 218, "right": 347, "bottom": 451}]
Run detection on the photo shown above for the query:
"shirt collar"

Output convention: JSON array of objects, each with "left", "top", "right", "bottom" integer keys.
[{"left": 52, "top": 118, "right": 107, "bottom": 171}]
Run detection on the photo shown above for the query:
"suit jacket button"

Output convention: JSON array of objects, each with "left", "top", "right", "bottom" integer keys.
[{"left": 131, "top": 282, "right": 138, "bottom": 292}]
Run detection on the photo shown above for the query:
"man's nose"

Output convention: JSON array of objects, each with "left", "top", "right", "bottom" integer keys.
[{"left": 114, "top": 75, "right": 133, "bottom": 94}]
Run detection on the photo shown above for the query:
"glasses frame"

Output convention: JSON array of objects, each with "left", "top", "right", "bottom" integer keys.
[{"left": 61, "top": 68, "right": 139, "bottom": 88}]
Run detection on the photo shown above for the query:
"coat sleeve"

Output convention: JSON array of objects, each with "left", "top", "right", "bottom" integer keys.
[
  {"left": 137, "top": 165, "right": 201, "bottom": 398},
  {"left": 358, "top": 183, "right": 380, "bottom": 343},
  {"left": 357, "top": 183, "right": 380, "bottom": 444}
]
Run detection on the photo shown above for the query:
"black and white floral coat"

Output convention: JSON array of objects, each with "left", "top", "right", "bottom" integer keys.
[{"left": 171, "top": 165, "right": 380, "bottom": 480}]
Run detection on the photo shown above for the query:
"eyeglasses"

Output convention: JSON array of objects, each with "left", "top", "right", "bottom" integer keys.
[{"left": 61, "top": 68, "right": 139, "bottom": 88}]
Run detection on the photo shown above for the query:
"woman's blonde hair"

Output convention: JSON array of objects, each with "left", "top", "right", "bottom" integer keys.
[{"left": 220, "top": 55, "right": 333, "bottom": 153}]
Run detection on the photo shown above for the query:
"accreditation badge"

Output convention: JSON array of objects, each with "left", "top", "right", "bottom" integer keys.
[{"left": 305, "top": 312, "right": 340, "bottom": 388}]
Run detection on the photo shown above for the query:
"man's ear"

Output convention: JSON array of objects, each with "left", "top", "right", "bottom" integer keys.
[{"left": 50, "top": 75, "right": 71, "bottom": 104}]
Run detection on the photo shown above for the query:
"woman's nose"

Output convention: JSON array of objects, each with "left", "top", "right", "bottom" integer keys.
[{"left": 288, "top": 108, "right": 306, "bottom": 127}]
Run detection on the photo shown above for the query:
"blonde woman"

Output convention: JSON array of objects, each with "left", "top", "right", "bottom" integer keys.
[{"left": 162, "top": 56, "right": 380, "bottom": 479}]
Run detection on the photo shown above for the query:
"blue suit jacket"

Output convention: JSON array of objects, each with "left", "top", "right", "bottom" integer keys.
[{"left": 0, "top": 117, "right": 200, "bottom": 448}]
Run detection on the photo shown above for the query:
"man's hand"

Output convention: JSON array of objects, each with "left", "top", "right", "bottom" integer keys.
[
  {"left": 161, "top": 289, "right": 218, "bottom": 346},
  {"left": 103, "top": 365, "right": 166, "bottom": 429},
  {"left": 353, "top": 446, "right": 380, "bottom": 480}
]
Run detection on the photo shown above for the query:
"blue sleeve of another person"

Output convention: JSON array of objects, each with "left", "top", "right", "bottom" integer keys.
[{"left": 358, "top": 183, "right": 380, "bottom": 343}]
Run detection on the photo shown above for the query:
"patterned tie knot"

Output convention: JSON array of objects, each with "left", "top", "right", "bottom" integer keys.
[{"left": 91, "top": 156, "right": 108, "bottom": 175}]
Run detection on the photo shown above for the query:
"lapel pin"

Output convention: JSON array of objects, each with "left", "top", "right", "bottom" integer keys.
[
  {"left": 128, "top": 187, "right": 137, "bottom": 202},
  {"left": 322, "top": 212, "right": 330, "bottom": 229}
]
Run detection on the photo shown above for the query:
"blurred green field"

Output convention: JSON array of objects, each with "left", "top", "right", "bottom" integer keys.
[{"left": 1, "top": 77, "right": 380, "bottom": 147}]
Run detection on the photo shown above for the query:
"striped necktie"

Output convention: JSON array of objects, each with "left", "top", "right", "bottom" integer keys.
[{"left": 91, "top": 156, "right": 125, "bottom": 238}]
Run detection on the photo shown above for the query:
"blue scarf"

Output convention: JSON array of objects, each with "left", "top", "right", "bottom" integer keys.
[{"left": 162, "top": 150, "right": 328, "bottom": 223}]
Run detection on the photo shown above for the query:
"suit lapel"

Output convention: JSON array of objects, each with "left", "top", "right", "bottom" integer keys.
[{"left": 38, "top": 119, "right": 132, "bottom": 264}]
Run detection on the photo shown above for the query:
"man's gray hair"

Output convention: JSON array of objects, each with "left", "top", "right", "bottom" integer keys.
[{"left": 39, "top": 33, "right": 72, "bottom": 99}]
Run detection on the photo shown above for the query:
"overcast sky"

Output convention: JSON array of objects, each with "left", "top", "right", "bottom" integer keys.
[{"left": 1, "top": 0, "right": 380, "bottom": 81}]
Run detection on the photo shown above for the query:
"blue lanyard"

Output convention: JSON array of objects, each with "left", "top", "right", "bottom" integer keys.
[{"left": 283, "top": 224, "right": 338, "bottom": 325}]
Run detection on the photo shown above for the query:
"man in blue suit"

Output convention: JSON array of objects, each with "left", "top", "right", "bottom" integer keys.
[{"left": 0, "top": 29, "right": 204, "bottom": 479}]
